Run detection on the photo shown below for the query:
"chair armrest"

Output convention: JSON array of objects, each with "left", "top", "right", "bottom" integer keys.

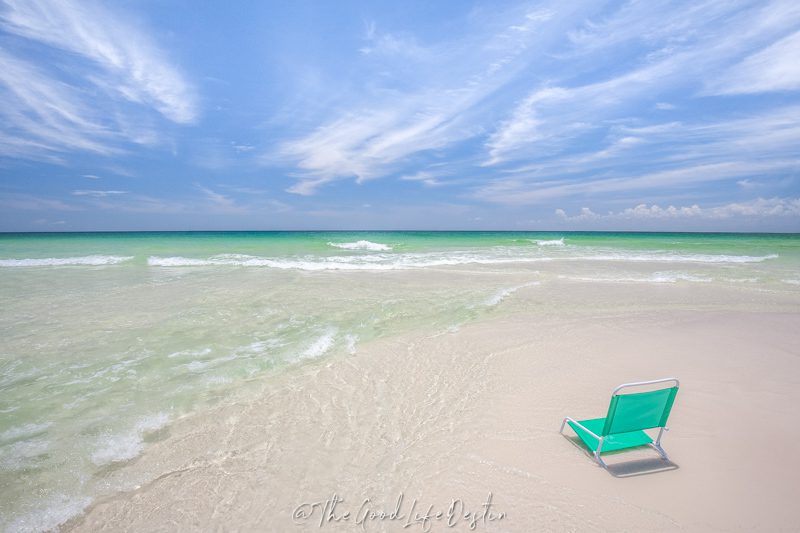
[{"left": 561, "top": 417, "right": 602, "bottom": 440}]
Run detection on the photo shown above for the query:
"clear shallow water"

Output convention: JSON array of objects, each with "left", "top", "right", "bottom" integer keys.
[{"left": 1, "top": 231, "right": 799, "bottom": 531}]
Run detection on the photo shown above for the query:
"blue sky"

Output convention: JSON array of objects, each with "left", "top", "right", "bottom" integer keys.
[{"left": 1, "top": 0, "right": 799, "bottom": 231}]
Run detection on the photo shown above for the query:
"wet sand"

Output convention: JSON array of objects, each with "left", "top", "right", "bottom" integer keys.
[{"left": 67, "top": 282, "right": 800, "bottom": 532}]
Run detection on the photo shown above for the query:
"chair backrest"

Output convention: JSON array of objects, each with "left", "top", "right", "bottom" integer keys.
[{"left": 601, "top": 378, "right": 679, "bottom": 436}]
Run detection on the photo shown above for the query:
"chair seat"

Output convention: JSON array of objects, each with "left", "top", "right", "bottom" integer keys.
[{"left": 568, "top": 418, "right": 653, "bottom": 453}]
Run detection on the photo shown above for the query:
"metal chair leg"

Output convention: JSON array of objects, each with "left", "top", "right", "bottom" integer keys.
[
  {"left": 650, "top": 426, "right": 669, "bottom": 460},
  {"left": 595, "top": 438, "right": 607, "bottom": 468}
]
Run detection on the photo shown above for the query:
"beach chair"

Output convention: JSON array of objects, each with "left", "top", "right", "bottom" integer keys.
[{"left": 559, "top": 378, "right": 679, "bottom": 468}]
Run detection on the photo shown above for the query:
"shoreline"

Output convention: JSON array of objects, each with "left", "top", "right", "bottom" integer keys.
[{"left": 63, "top": 281, "right": 800, "bottom": 532}]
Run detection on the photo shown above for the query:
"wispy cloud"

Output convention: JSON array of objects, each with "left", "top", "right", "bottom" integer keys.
[
  {"left": 474, "top": 102, "right": 800, "bottom": 205},
  {"left": 270, "top": 0, "right": 800, "bottom": 206},
  {"left": 0, "top": 0, "right": 197, "bottom": 122},
  {"left": 484, "top": 0, "right": 800, "bottom": 165},
  {"left": 1, "top": 185, "right": 287, "bottom": 217},
  {"left": 0, "top": 192, "right": 81, "bottom": 211},
  {"left": 0, "top": 49, "right": 121, "bottom": 158},
  {"left": 271, "top": 1, "right": 583, "bottom": 194},
  {"left": 71, "top": 190, "right": 127, "bottom": 197},
  {"left": 707, "top": 30, "right": 800, "bottom": 94},
  {"left": 194, "top": 184, "right": 240, "bottom": 212},
  {"left": 0, "top": 0, "right": 197, "bottom": 162},
  {"left": 399, "top": 171, "right": 445, "bottom": 187}
]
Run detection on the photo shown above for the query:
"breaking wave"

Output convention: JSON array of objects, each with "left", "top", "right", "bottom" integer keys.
[
  {"left": 146, "top": 250, "right": 778, "bottom": 270},
  {"left": 327, "top": 240, "right": 392, "bottom": 251},
  {"left": 0, "top": 255, "right": 133, "bottom": 267}
]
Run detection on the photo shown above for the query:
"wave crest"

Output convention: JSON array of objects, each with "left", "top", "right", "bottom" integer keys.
[
  {"left": 532, "top": 238, "right": 565, "bottom": 246},
  {"left": 327, "top": 240, "right": 392, "bottom": 251},
  {"left": 0, "top": 255, "right": 133, "bottom": 267}
]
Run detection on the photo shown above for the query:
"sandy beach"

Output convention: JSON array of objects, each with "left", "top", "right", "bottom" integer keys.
[{"left": 62, "top": 280, "right": 800, "bottom": 532}]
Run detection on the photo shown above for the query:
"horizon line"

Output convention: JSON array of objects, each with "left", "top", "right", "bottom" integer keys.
[{"left": 1, "top": 229, "right": 799, "bottom": 235}]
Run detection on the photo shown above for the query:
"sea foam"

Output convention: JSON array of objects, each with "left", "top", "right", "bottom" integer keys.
[
  {"left": 532, "top": 238, "right": 565, "bottom": 246},
  {"left": 573, "top": 251, "right": 779, "bottom": 264},
  {"left": 146, "top": 249, "right": 778, "bottom": 271},
  {"left": 5, "top": 493, "right": 92, "bottom": 533},
  {"left": 90, "top": 413, "right": 169, "bottom": 466},
  {"left": 327, "top": 240, "right": 392, "bottom": 251},
  {"left": 560, "top": 271, "right": 711, "bottom": 284},
  {"left": 485, "top": 281, "right": 540, "bottom": 307},
  {"left": 0, "top": 255, "right": 133, "bottom": 267},
  {"left": 299, "top": 328, "right": 338, "bottom": 360},
  {"left": 0, "top": 422, "right": 51, "bottom": 443},
  {"left": 0, "top": 438, "right": 50, "bottom": 471}
]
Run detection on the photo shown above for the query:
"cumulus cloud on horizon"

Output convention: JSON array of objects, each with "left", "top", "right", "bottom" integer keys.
[{"left": 556, "top": 197, "right": 800, "bottom": 222}]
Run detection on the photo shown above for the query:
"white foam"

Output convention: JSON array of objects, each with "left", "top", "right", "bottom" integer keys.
[
  {"left": 147, "top": 256, "right": 211, "bottom": 267},
  {"left": 146, "top": 249, "right": 779, "bottom": 271},
  {"left": 90, "top": 433, "right": 142, "bottom": 466},
  {"left": 561, "top": 272, "right": 711, "bottom": 284},
  {"left": 0, "top": 255, "right": 133, "bottom": 267},
  {"left": 782, "top": 279, "right": 800, "bottom": 286},
  {"left": 147, "top": 252, "right": 541, "bottom": 270},
  {"left": 578, "top": 251, "right": 779, "bottom": 264},
  {"left": 532, "top": 238, "right": 564, "bottom": 246},
  {"left": 167, "top": 347, "right": 212, "bottom": 359},
  {"left": 300, "top": 328, "right": 337, "bottom": 360},
  {"left": 485, "top": 281, "right": 540, "bottom": 306},
  {"left": 344, "top": 334, "right": 359, "bottom": 355},
  {"left": 6, "top": 493, "right": 92, "bottom": 533},
  {"left": 328, "top": 240, "right": 392, "bottom": 251},
  {"left": 237, "top": 338, "right": 285, "bottom": 354},
  {"left": 0, "top": 422, "right": 51, "bottom": 443},
  {"left": 0, "top": 438, "right": 50, "bottom": 471},
  {"left": 135, "top": 413, "right": 170, "bottom": 433},
  {"left": 90, "top": 413, "right": 169, "bottom": 466},
  {"left": 184, "top": 354, "right": 237, "bottom": 372},
  {"left": 649, "top": 272, "right": 711, "bottom": 283}
]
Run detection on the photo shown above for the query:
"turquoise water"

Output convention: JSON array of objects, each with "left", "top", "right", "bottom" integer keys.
[
  {"left": 2, "top": 231, "right": 799, "bottom": 261},
  {"left": 1, "top": 231, "right": 799, "bottom": 531}
]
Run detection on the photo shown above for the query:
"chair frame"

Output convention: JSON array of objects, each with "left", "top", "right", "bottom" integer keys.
[{"left": 559, "top": 377, "right": 679, "bottom": 468}]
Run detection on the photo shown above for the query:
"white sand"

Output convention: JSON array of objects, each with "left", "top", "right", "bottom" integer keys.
[{"left": 67, "top": 282, "right": 800, "bottom": 532}]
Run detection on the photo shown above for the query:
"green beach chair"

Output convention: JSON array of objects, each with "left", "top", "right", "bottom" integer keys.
[{"left": 559, "top": 378, "right": 679, "bottom": 468}]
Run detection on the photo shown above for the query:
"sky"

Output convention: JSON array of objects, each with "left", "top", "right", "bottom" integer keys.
[{"left": 0, "top": 0, "right": 799, "bottom": 232}]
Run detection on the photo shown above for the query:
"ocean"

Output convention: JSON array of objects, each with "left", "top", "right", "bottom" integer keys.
[{"left": 1, "top": 231, "right": 798, "bottom": 531}]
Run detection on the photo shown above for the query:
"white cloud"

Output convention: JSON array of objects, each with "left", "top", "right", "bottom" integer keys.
[
  {"left": 484, "top": 0, "right": 800, "bottom": 166},
  {"left": 71, "top": 190, "right": 127, "bottom": 197},
  {"left": 194, "top": 184, "right": 240, "bottom": 212},
  {"left": 0, "top": 0, "right": 197, "bottom": 123},
  {"left": 266, "top": 1, "right": 800, "bottom": 197},
  {"left": 358, "top": 25, "right": 428, "bottom": 59},
  {"left": 708, "top": 30, "right": 800, "bottom": 94},
  {"left": 0, "top": 0, "right": 197, "bottom": 161},
  {"left": 556, "top": 197, "right": 800, "bottom": 221},
  {"left": 0, "top": 50, "right": 122, "bottom": 157},
  {"left": 272, "top": 1, "right": 587, "bottom": 195},
  {"left": 484, "top": 61, "right": 679, "bottom": 165},
  {"left": 478, "top": 159, "right": 797, "bottom": 205},
  {"left": 398, "top": 170, "right": 450, "bottom": 187},
  {"left": 474, "top": 103, "right": 800, "bottom": 205}
]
